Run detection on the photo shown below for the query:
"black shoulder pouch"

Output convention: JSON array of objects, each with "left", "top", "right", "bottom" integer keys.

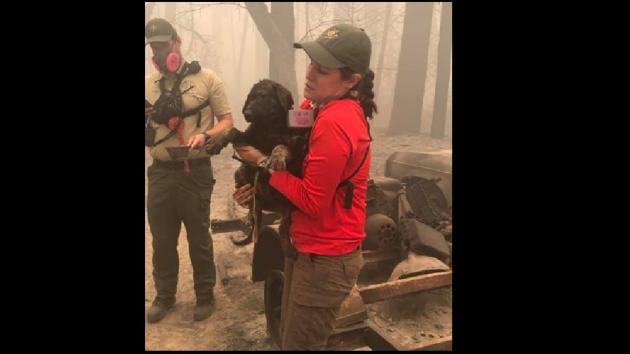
[
  {"left": 145, "top": 125, "right": 156, "bottom": 147},
  {"left": 145, "top": 99, "right": 156, "bottom": 147},
  {"left": 145, "top": 111, "right": 156, "bottom": 147}
]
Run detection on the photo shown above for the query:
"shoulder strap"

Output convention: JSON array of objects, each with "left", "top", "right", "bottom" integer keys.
[
  {"left": 176, "top": 61, "right": 207, "bottom": 128},
  {"left": 338, "top": 145, "right": 370, "bottom": 190},
  {"left": 152, "top": 119, "right": 182, "bottom": 146},
  {"left": 338, "top": 143, "right": 370, "bottom": 209},
  {"left": 180, "top": 100, "right": 210, "bottom": 119},
  {"left": 304, "top": 96, "right": 373, "bottom": 209}
]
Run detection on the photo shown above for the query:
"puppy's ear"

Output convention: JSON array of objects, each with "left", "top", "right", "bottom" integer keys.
[
  {"left": 242, "top": 92, "right": 251, "bottom": 116},
  {"left": 274, "top": 84, "right": 294, "bottom": 112}
]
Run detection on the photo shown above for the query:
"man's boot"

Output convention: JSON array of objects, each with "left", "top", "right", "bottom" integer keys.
[
  {"left": 147, "top": 298, "right": 175, "bottom": 323},
  {"left": 193, "top": 297, "right": 215, "bottom": 321}
]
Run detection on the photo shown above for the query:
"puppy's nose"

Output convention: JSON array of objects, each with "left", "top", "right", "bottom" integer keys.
[{"left": 243, "top": 108, "right": 253, "bottom": 116}]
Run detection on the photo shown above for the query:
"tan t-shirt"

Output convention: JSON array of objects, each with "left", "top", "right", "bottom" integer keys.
[{"left": 145, "top": 65, "right": 231, "bottom": 161}]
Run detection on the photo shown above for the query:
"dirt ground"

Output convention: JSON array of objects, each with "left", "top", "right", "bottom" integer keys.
[{"left": 145, "top": 128, "right": 452, "bottom": 350}]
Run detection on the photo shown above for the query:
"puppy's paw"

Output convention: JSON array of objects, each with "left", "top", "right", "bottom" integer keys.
[{"left": 266, "top": 145, "right": 290, "bottom": 171}]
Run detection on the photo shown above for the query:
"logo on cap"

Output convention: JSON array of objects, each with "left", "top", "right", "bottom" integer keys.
[
  {"left": 323, "top": 28, "right": 339, "bottom": 39},
  {"left": 149, "top": 23, "right": 158, "bottom": 34}
]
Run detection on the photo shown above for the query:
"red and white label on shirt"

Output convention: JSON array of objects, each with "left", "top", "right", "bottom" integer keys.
[{"left": 287, "top": 109, "right": 314, "bottom": 128}]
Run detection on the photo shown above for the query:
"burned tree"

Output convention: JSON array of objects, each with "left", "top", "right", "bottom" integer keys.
[
  {"left": 430, "top": 3, "right": 452, "bottom": 139},
  {"left": 374, "top": 2, "right": 393, "bottom": 99},
  {"left": 387, "top": 3, "right": 433, "bottom": 135},
  {"left": 245, "top": 2, "right": 298, "bottom": 100}
]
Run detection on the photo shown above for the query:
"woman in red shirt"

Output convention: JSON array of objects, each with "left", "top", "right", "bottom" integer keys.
[{"left": 234, "top": 24, "right": 376, "bottom": 350}]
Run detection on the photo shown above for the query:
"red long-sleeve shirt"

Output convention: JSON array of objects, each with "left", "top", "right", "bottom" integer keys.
[{"left": 269, "top": 98, "right": 371, "bottom": 255}]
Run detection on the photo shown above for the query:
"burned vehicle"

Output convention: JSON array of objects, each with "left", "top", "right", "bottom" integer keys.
[{"left": 211, "top": 150, "right": 453, "bottom": 350}]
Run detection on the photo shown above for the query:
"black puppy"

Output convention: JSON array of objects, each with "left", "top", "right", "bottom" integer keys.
[
  {"left": 225, "top": 80, "right": 310, "bottom": 251},
  {"left": 230, "top": 79, "right": 310, "bottom": 212}
]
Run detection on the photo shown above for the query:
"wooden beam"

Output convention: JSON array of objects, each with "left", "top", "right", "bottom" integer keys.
[
  {"left": 358, "top": 271, "right": 452, "bottom": 304},
  {"left": 366, "top": 319, "right": 452, "bottom": 351},
  {"left": 327, "top": 321, "right": 369, "bottom": 350},
  {"left": 412, "top": 336, "right": 452, "bottom": 351}
]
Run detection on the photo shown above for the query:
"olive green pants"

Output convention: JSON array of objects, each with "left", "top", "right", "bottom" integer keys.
[{"left": 147, "top": 160, "right": 216, "bottom": 304}]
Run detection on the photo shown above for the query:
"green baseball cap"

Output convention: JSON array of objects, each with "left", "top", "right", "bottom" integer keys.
[
  {"left": 145, "top": 18, "right": 176, "bottom": 44},
  {"left": 294, "top": 24, "right": 372, "bottom": 75}
]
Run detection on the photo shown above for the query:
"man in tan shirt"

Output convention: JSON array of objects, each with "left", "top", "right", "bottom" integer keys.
[{"left": 145, "top": 18, "right": 233, "bottom": 323}]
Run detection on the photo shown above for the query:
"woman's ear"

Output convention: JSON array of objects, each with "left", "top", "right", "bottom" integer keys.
[{"left": 347, "top": 73, "right": 362, "bottom": 89}]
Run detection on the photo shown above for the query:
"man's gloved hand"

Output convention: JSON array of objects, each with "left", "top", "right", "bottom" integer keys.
[{"left": 205, "top": 133, "right": 230, "bottom": 155}]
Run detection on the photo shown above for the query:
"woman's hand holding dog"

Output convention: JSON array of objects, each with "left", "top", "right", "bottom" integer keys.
[
  {"left": 234, "top": 145, "right": 265, "bottom": 163},
  {"left": 233, "top": 184, "right": 255, "bottom": 208},
  {"left": 234, "top": 145, "right": 276, "bottom": 173}
]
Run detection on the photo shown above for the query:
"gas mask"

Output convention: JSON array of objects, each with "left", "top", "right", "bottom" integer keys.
[{"left": 152, "top": 39, "right": 182, "bottom": 74}]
